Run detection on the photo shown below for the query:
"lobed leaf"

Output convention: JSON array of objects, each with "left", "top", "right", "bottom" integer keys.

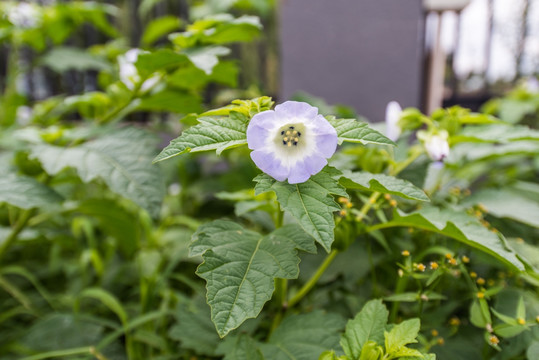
[
  {"left": 327, "top": 117, "right": 395, "bottom": 146},
  {"left": 0, "top": 174, "right": 63, "bottom": 210},
  {"left": 153, "top": 111, "right": 248, "bottom": 162},
  {"left": 191, "top": 220, "right": 316, "bottom": 337},
  {"left": 340, "top": 171, "right": 429, "bottom": 201},
  {"left": 451, "top": 124, "right": 539, "bottom": 144},
  {"left": 254, "top": 168, "right": 348, "bottom": 252},
  {"left": 30, "top": 127, "right": 165, "bottom": 217},
  {"left": 384, "top": 318, "right": 420, "bottom": 353}
]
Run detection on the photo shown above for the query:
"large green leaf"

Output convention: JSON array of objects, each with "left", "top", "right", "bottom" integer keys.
[
  {"left": 462, "top": 188, "right": 539, "bottom": 228},
  {"left": 340, "top": 299, "right": 388, "bottom": 359},
  {"left": 190, "top": 220, "right": 316, "bottom": 337},
  {"left": 327, "top": 117, "right": 395, "bottom": 146},
  {"left": 254, "top": 168, "right": 348, "bottom": 252},
  {"left": 340, "top": 171, "right": 429, "bottom": 201},
  {"left": 153, "top": 111, "right": 248, "bottom": 162},
  {"left": 387, "top": 207, "right": 525, "bottom": 271},
  {"left": 41, "top": 47, "right": 111, "bottom": 73},
  {"left": 216, "top": 334, "right": 264, "bottom": 360},
  {"left": 141, "top": 16, "right": 182, "bottom": 46},
  {"left": 138, "top": 90, "right": 202, "bottom": 114},
  {"left": 260, "top": 311, "right": 345, "bottom": 360},
  {"left": 168, "top": 296, "right": 221, "bottom": 356},
  {"left": 0, "top": 174, "right": 62, "bottom": 209},
  {"left": 30, "top": 127, "right": 165, "bottom": 217},
  {"left": 451, "top": 124, "right": 539, "bottom": 144}
]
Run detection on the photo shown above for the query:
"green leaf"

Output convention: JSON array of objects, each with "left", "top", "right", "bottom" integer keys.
[
  {"left": 494, "top": 323, "right": 528, "bottom": 338},
  {"left": 203, "top": 15, "right": 262, "bottom": 44},
  {"left": 30, "top": 127, "right": 165, "bottom": 217},
  {"left": 340, "top": 299, "right": 389, "bottom": 360},
  {"left": 327, "top": 117, "right": 395, "bottom": 146},
  {"left": 359, "top": 341, "right": 384, "bottom": 360},
  {"left": 202, "top": 97, "right": 274, "bottom": 117},
  {"left": 78, "top": 288, "right": 128, "bottom": 325},
  {"left": 41, "top": 47, "right": 111, "bottom": 73},
  {"left": 470, "top": 300, "right": 491, "bottom": 328},
  {"left": 153, "top": 111, "right": 248, "bottom": 162},
  {"left": 141, "top": 16, "right": 181, "bottom": 46},
  {"left": 462, "top": 188, "right": 539, "bottom": 228},
  {"left": 169, "top": 296, "right": 221, "bottom": 356},
  {"left": 451, "top": 124, "right": 539, "bottom": 144},
  {"left": 135, "top": 49, "right": 188, "bottom": 75},
  {"left": 340, "top": 171, "right": 429, "bottom": 201},
  {"left": 388, "top": 207, "right": 525, "bottom": 271},
  {"left": 384, "top": 319, "right": 420, "bottom": 353},
  {"left": 216, "top": 334, "right": 264, "bottom": 360},
  {"left": 260, "top": 311, "right": 346, "bottom": 360},
  {"left": 0, "top": 174, "right": 62, "bottom": 209},
  {"left": 254, "top": 168, "right": 348, "bottom": 252},
  {"left": 183, "top": 46, "right": 231, "bottom": 75},
  {"left": 190, "top": 220, "right": 316, "bottom": 337},
  {"left": 383, "top": 293, "right": 419, "bottom": 302},
  {"left": 498, "top": 98, "right": 537, "bottom": 123},
  {"left": 138, "top": 90, "right": 202, "bottom": 114}
]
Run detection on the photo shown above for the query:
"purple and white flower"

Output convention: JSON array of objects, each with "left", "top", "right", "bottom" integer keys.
[
  {"left": 247, "top": 101, "right": 338, "bottom": 184},
  {"left": 118, "top": 49, "right": 160, "bottom": 93},
  {"left": 423, "top": 131, "right": 450, "bottom": 162},
  {"left": 385, "top": 101, "right": 402, "bottom": 142},
  {"left": 6, "top": 2, "right": 41, "bottom": 29}
]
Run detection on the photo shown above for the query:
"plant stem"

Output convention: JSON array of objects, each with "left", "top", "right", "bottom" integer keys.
[
  {"left": 0, "top": 209, "right": 35, "bottom": 263},
  {"left": 287, "top": 249, "right": 338, "bottom": 308}
]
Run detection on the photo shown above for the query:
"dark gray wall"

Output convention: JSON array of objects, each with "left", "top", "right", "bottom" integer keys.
[{"left": 279, "top": 0, "right": 425, "bottom": 122}]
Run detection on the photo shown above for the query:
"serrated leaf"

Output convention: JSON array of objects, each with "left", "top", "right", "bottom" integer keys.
[
  {"left": 260, "top": 311, "right": 346, "bottom": 360},
  {"left": 340, "top": 171, "right": 429, "bottom": 201},
  {"left": 202, "top": 97, "right": 274, "bottom": 117},
  {"left": 154, "top": 111, "right": 248, "bottom": 162},
  {"left": 30, "top": 127, "right": 165, "bottom": 217},
  {"left": 0, "top": 174, "right": 63, "bottom": 209},
  {"left": 327, "top": 117, "right": 395, "bottom": 146},
  {"left": 216, "top": 334, "right": 264, "bottom": 360},
  {"left": 191, "top": 220, "right": 316, "bottom": 337},
  {"left": 254, "top": 168, "right": 347, "bottom": 252},
  {"left": 340, "top": 299, "right": 389, "bottom": 359},
  {"left": 141, "top": 16, "right": 181, "bottom": 45},
  {"left": 384, "top": 318, "right": 420, "bottom": 353},
  {"left": 389, "top": 207, "right": 525, "bottom": 271},
  {"left": 169, "top": 296, "right": 221, "bottom": 356}
]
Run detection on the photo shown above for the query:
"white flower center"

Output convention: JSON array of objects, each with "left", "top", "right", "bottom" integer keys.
[{"left": 274, "top": 123, "right": 306, "bottom": 150}]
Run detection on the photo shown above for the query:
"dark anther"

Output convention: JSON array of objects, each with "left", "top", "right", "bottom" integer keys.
[
  {"left": 289, "top": 126, "right": 294, "bottom": 129},
  {"left": 283, "top": 140, "right": 287, "bottom": 145},
  {"left": 281, "top": 131, "right": 284, "bottom": 135},
  {"left": 293, "top": 141, "right": 298, "bottom": 146},
  {"left": 297, "top": 131, "right": 301, "bottom": 137}
]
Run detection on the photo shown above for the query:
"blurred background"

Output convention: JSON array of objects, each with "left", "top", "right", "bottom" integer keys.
[{"left": 1, "top": 0, "right": 538, "bottom": 122}]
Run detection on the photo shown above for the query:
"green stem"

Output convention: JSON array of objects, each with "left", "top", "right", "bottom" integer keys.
[
  {"left": 389, "top": 274, "right": 409, "bottom": 323},
  {"left": 20, "top": 347, "right": 94, "bottom": 360},
  {"left": 0, "top": 209, "right": 34, "bottom": 263},
  {"left": 288, "top": 249, "right": 338, "bottom": 308}
]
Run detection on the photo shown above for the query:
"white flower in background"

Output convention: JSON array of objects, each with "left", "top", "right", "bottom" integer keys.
[
  {"left": 247, "top": 101, "right": 338, "bottom": 184},
  {"left": 385, "top": 101, "right": 402, "bottom": 142},
  {"left": 16, "top": 105, "right": 33, "bottom": 126},
  {"left": 117, "top": 49, "right": 160, "bottom": 93},
  {"left": 422, "top": 130, "right": 450, "bottom": 162},
  {"left": 525, "top": 77, "right": 539, "bottom": 93},
  {"left": 6, "top": 2, "right": 42, "bottom": 29}
]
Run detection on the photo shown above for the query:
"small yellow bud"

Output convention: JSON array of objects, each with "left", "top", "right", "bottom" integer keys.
[
  {"left": 477, "top": 292, "right": 485, "bottom": 299},
  {"left": 476, "top": 278, "right": 485, "bottom": 285},
  {"left": 338, "top": 197, "right": 349, "bottom": 204},
  {"left": 489, "top": 335, "right": 499, "bottom": 345},
  {"left": 436, "top": 337, "right": 445, "bottom": 345},
  {"left": 384, "top": 193, "right": 391, "bottom": 200},
  {"left": 369, "top": 197, "right": 376, "bottom": 204},
  {"left": 401, "top": 250, "right": 410, "bottom": 257},
  {"left": 389, "top": 199, "right": 397, "bottom": 207},
  {"left": 470, "top": 271, "right": 478, "bottom": 278},
  {"left": 346, "top": 202, "right": 353, "bottom": 208},
  {"left": 449, "top": 317, "right": 460, "bottom": 326},
  {"left": 431, "top": 329, "right": 439, "bottom": 337},
  {"left": 339, "top": 209, "right": 347, "bottom": 217},
  {"left": 448, "top": 258, "right": 457, "bottom": 266},
  {"left": 462, "top": 256, "right": 470, "bottom": 263},
  {"left": 430, "top": 262, "right": 439, "bottom": 270},
  {"left": 417, "top": 263, "right": 426, "bottom": 272},
  {"left": 445, "top": 253, "right": 453, "bottom": 259},
  {"left": 517, "top": 318, "right": 526, "bottom": 325},
  {"left": 487, "top": 279, "right": 495, "bottom": 286}
]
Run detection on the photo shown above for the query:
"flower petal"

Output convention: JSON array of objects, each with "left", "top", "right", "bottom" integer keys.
[
  {"left": 246, "top": 124, "right": 270, "bottom": 150},
  {"left": 250, "top": 150, "right": 289, "bottom": 182},
  {"left": 311, "top": 114, "right": 338, "bottom": 135},
  {"left": 288, "top": 155, "right": 327, "bottom": 184},
  {"left": 275, "top": 101, "right": 318, "bottom": 120},
  {"left": 314, "top": 133, "right": 338, "bottom": 158}
]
